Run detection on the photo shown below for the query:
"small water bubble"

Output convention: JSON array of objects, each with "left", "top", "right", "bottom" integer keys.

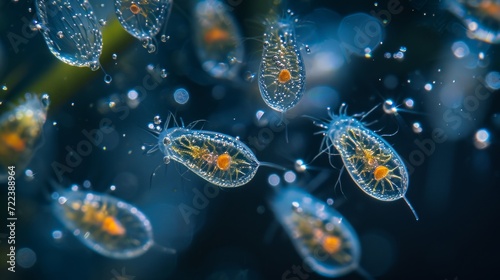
[
  {"left": 57, "top": 31, "right": 64, "bottom": 39},
  {"left": 283, "top": 171, "right": 297, "bottom": 183},
  {"left": 404, "top": 98, "right": 414, "bottom": 109},
  {"left": 154, "top": 116, "right": 162, "bottom": 125},
  {"left": 160, "top": 69, "right": 168, "bottom": 78},
  {"left": 412, "top": 122, "right": 423, "bottom": 134},
  {"left": 161, "top": 35, "right": 170, "bottom": 42},
  {"left": 41, "top": 93, "right": 50, "bottom": 107},
  {"left": 112, "top": 53, "right": 117, "bottom": 60},
  {"left": 2, "top": 85, "right": 7, "bottom": 91},
  {"left": 305, "top": 44, "right": 311, "bottom": 53},
  {"left": 383, "top": 99, "right": 397, "bottom": 115},
  {"left": 28, "top": 7, "right": 32, "bottom": 12},
  {"left": 294, "top": 159, "right": 307, "bottom": 173},
  {"left": 98, "top": 19, "right": 106, "bottom": 26},
  {"left": 474, "top": 128, "right": 490, "bottom": 149},
  {"left": 400, "top": 46, "right": 407, "bottom": 52},
  {"left": 104, "top": 75, "right": 112, "bottom": 84},
  {"left": 147, "top": 44, "right": 156, "bottom": 53},
  {"left": 267, "top": 174, "right": 280, "bottom": 187},
  {"left": 173, "top": 88, "right": 189, "bottom": 105},
  {"left": 424, "top": 83, "right": 433, "bottom": 91}
]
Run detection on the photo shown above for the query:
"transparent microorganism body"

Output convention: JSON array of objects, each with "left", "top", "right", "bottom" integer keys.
[
  {"left": 35, "top": 0, "right": 104, "bottom": 70},
  {"left": 259, "top": 12, "right": 306, "bottom": 112},
  {"left": 0, "top": 93, "right": 49, "bottom": 181},
  {"left": 114, "top": 0, "right": 173, "bottom": 51},
  {"left": 157, "top": 127, "right": 260, "bottom": 188},
  {"left": 446, "top": 0, "right": 500, "bottom": 43},
  {"left": 52, "top": 188, "right": 154, "bottom": 259},
  {"left": 317, "top": 104, "right": 419, "bottom": 220},
  {"left": 270, "top": 187, "right": 361, "bottom": 278},
  {"left": 193, "top": 0, "right": 244, "bottom": 79}
]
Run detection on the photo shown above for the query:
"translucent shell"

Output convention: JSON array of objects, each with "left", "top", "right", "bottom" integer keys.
[
  {"left": 159, "top": 127, "right": 260, "bottom": 188},
  {"left": 332, "top": 122, "right": 408, "bottom": 201},
  {"left": 0, "top": 93, "right": 49, "bottom": 181},
  {"left": 114, "top": 0, "right": 173, "bottom": 46},
  {"left": 193, "top": 0, "right": 244, "bottom": 79},
  {"left": 320, "top": 105, "right": 418, "bottom": 220},
  {"left": 35, "top": 0, "right": 103, "bottom": 70},
  {"left": 52, "top": 189, "right": 154, "bottom": 259},
  {"left": 258, "top": 14, "right": 306, "bottom": 112},
  {"left": 270, "top": 187, "right": 361, "bottom": 278}
]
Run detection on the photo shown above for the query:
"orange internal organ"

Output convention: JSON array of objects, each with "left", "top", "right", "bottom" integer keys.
[
  {"left": 102, "top": 216, "right": 126, "bottom": 236},
  {"left": 216, "top": 153, "right": 232, "bottom": 171},
  {"left": 374, "top": 165, "right": 390, "bottom": 181},
  {"left": 130, "top": 3, "right": 141, "bottom": 15},
  {"left": 1, "top": 132, "right": 26, "bottom": 152},
  {"left": 278, "top": 69, "right": 292, "bottom": 83},
  {"left": 204, "top": 27, "right": 230, "bottom": 44},
  {"left": 322, "top": 235, "right": 342, "bottom": 254}
]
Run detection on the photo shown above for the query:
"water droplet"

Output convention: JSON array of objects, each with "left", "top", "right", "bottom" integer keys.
[
  {"left": 160, "top": 69, "right": 168, "bottom": 78},
  {"left": 104, "top": 74, "right": 112, "bottom": 84}
]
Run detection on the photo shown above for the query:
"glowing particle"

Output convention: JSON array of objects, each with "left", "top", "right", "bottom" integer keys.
[
  {"left": 412, "top": 122, "right": 423, "bottom": 134},
  {"left": 268, "top": 174, "right": 280, "bottom": 186},
  {"left": 173, "top": 88, "right": 190, "bottom": 105},
  {"left": 404, "top": 98, "right": 414, "bottom": 109},
  {"left": 294, "top": 159, "right": 307, "bottom": 172},
  {"left": 193, "top": 0, "right": 244, "bottom": 79},
  {"left": 451, "top": 41, "right": 470, "bottom": 58},
  {"left": 270, "top": 187, "right": 366, "bottom": 278},
  {"left": 259, "top": 11, "right": 306, "bottom": 112},
  {"left": 284, "top": 170, "right": 297, "bottom": 183},
  {"left": 148, "top": 115, "right": 282, "bottom": 188},
  {"left": 424, "top": 83, "right": 433, "bottom": 91},
  {"left": 115, "top": 0, "right": 173, "bottom": 50},
  {"left": 474, "top": 128, "right": 491, "bottom": 149},
  {"left": 35, "top": 0, "right": 104, "bottom": 71},
  {"left": 485, "top": 71, "right": 500, "bottom": 90},
  {"left": 0, "top": 93, "right": 49, "bottom": 182},
  {"left": 383, "top": 99, "right": 398, "bottom": 115},
  {"left": 52, "top": 188, "right": 154, "bottom": 259},
  {"left": 315, "top": 104, "right": 419, "bottom": 220}
]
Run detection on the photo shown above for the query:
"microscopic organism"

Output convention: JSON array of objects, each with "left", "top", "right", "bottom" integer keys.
[
  {"left": 315, "top": 104, "right": 419, "bottom": 220},
  {"left": 259, "top": 10, "right": 306, "bottom": 113},
  {"left": 147, "top": 115, "right": 282, "bottom": 188},
  {"left": 52, "top": 187, "right": 155, "bottom": 259},
  {"left": 270, "top": 187, "right": 370, "bottom": 278},
  {"left": 114, "top": 0, "right": 173, "bottom": 52},
  {"left": 35, "top": 0, "right": 110, "bottom": 81},
  {"left": 193, "top": 0, "right": 244, "bottom": 79},
  {"left": 0, "top": 93, "right": 49, "bottom": 182}
]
